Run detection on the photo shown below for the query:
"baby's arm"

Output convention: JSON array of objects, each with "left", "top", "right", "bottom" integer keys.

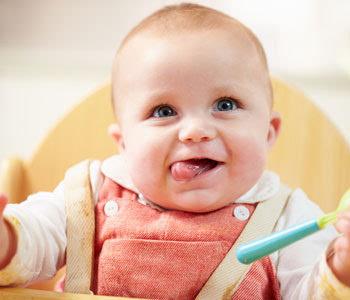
[
  {"left": 0, "top": 184, "right": 67, "bottom": 286},
  {"left": 0, "top": 160, "right": 101, "bottom": 287},
  {"left": 0, "top": 195, "right": 17, "bottom": 269},
  {"left": 275, "top": 189, "right": 350, "bottom": 299},
  {"left": 327, "top": 209, "right": 350, "bottom": 286}
]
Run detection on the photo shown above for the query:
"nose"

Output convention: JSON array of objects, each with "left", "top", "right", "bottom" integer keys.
[{"left": 178, "top": 117, "right": 217, "bottom": 143}]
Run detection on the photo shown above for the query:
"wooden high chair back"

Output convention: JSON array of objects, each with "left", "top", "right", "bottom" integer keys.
[{"left": 0, "top": 78, "right": 349, "bottom": 299}]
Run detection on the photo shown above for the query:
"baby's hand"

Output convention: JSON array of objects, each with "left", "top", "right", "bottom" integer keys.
[
  {"left": 0, "top": 194, "right": 8, "bottom": 234},
  {"left": 328, "top": 209, "right": 350, "bottom": 286},
  {"left": 0, "top": 194, "right": 17, "bottom": 269}
]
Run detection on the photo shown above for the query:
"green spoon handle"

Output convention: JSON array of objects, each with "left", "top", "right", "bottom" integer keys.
[{"left": 318, "top": 211, "right": 337, "bottom": 229}]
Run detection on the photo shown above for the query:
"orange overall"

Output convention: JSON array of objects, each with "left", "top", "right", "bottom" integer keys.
[{"left": 91, "top": 176, "right": 281, "bottom": 299}]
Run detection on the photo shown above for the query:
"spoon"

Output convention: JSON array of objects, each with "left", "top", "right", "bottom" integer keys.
[{"left": 236, "top": 188, "right": 350, "bottom": 264}]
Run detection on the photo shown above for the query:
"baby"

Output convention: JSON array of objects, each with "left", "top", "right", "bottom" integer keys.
[{"left": 1, "top": 3, "right": 350, "bottom": 299}]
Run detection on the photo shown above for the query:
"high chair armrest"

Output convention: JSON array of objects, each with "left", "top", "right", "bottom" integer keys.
[
  {"left": 0, "top": 157, "right": 26, "bottom": 204},
  {"left": 0, "top": 288, "right": 137, "bottom": 299}
]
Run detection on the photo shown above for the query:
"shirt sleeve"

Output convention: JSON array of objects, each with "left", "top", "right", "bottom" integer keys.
[
  {"left": 0, "top": 160, "right": 102, "bottom": 286},
  {"left": 273, "top": 188, "right": 350, "bottom": 299}
]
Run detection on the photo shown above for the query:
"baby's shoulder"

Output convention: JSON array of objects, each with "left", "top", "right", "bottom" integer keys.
[{"left": 277, "top": 186, "right": 324, "bottom": 230}]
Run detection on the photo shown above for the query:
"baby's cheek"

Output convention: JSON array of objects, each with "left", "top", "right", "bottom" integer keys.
[
  {"left": 228, "top": 134, "right": 267, "bottom": 184},
  {"left": 126, "top": 139, "right": 168, "bottom": 194},
  {"left": 229, "top": 132, "right": 267, "bottom": 164}
]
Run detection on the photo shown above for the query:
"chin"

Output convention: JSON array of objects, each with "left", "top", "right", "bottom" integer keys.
[
  {"left": 168, "top": 193, "right": 227, "bottom": 213},
  {"left": 178, "top": 204, "right": 225, "bottom": 213}
]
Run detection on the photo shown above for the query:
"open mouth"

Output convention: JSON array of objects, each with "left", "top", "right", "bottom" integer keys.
[{"left": 170, "top": 158, "right": 222, "bottom": 181}]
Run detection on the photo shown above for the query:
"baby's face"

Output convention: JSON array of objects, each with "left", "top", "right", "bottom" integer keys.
[{"left": 112, "top": 29, "right": 280, "bottom": 212}]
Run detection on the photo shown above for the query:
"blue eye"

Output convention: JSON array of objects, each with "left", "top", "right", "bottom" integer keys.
[
  {"left": 152, "top": 105, "right": 176, "bottom": 118},
  {"left": 214, "top": 97, "right": 238, "bottom": 111}
]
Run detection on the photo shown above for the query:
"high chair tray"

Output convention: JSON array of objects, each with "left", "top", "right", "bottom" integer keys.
[{"left": 0, "top": 288, "right": 141, "bottom": 300}]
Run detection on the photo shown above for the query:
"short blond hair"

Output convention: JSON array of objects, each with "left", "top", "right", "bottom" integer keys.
[{"left": 112, "top": 3, "right": 272, "bottom": 113}]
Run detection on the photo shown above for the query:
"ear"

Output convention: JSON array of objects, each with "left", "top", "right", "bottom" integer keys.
[
  {"left": 267, "top": 111, "right": 281, "bottom": 148},
  {"left": 108, "top": 123, "right": 125, "bottom": 151}
]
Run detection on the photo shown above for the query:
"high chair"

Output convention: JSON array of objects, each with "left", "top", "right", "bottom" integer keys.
[{"left": 0, "top": 78, "right": 349, "bottom": 299}]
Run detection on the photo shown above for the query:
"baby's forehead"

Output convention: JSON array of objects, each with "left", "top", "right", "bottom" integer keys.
[
  {"left": 114, "top": 27, "right": 269, "bottom": 83},
  {"left": 114, "top": 26, "right": 267, "bottom": 84},
  {"left": 113, "top": 32, "right": 269, "bottom": 116}
]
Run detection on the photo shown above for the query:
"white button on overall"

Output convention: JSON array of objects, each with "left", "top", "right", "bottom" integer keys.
[
  {"left": 233, "top": 205, "right": 250, "bottom": 221},
  {"left": 104, "top": 200, "right": 119, "bottom": 217}
]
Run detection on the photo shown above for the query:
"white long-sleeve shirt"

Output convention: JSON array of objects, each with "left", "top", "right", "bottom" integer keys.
[{"left": 1, "top": 155, "right": 350, "bottom": 299}]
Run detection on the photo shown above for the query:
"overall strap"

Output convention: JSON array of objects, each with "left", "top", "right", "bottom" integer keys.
[
  {"left": 196, "top": 185, "right": 291, "bottom": 300},
  {"left": 64, "top": 160, "right": 95, "bottom": 294}
]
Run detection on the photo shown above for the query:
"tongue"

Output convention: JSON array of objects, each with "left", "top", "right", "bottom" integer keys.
[{"left": 170, "top": 159, "right": 217, "bottom": 181}]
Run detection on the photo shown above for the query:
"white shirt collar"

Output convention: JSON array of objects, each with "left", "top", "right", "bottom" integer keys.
[
  {"left": 101, "top": 154, "right": 280, "bottom": 209},
  {"left": 101, "top": 154, "right": 139, "bottom": 193}
]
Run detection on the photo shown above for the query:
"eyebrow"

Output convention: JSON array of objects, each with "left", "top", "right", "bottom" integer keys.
[
  {"left": 211, "top": 83, "right": 242, "bottom": 96},
  {"left": 139, "top": 89, "right": 178, "bottom": 105}
]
